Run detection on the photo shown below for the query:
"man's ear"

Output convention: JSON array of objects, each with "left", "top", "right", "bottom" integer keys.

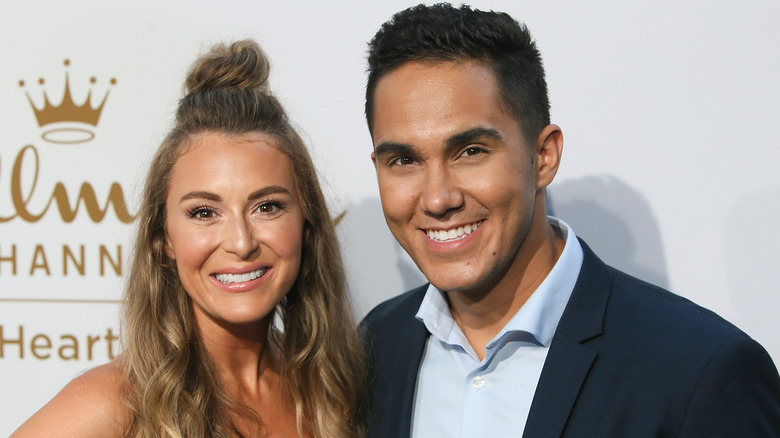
[{"left": 535, "top": 124, "right": 563, "bottom": 190}]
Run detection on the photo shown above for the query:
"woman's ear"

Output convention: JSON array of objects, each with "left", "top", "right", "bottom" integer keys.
[{"left": 164, "top": 235, "right": 175, "bottom": 260}]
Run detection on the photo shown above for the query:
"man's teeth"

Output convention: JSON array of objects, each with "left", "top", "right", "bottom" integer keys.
[
  {"left": 215, "top": 268, "right": 266, "bottom": 284},
  {"left": 426, "top": 221, "right": 482, "bottom": 242}
]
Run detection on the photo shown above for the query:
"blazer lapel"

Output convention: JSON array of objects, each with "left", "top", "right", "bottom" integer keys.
[
  {"left": 523, "top": 241, "right": 612, "bottom": 437},
  {"left": 367, "top": 286, "right": 429, "bottom": 438},
  {"left": 391, "top": 317, "right": 429, "bottom": 437}
]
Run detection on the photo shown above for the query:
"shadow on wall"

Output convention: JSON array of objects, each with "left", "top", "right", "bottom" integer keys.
[
  {"left": 336, "top": 197, "right": 425, "bottom": 317},
  {"left": 549, "top": 175, "right": 670, "bottom": 289},
  {"left": 723, "top": 187, "right": 780, "bottom": 362}
]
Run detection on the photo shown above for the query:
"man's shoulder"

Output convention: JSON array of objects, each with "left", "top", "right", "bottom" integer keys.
[
  {"left": 588, "top": 263, "right": 769, "bottom": 375},
  {"left": 608, "top": 267, "right": 746, "bottom": 340},
  {"left": 563, "top": 259, "right": 780, "bottom": 435},
  {"left": 360, "top": 284, "right": 430, "bottom": 372},
  {"left": 362, "top": 283, "right": 428, "bottom": 330},
  {"left": 574, "top": 241, "right": 750, "bottom": 346}
]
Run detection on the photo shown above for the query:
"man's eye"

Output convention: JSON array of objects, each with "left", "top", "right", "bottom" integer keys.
[
  {"left": 391, "top": 156, "right": 416, "bottom": 166},
  {"left": 461, "top": 146, "right": 486, "bottom": 157}
]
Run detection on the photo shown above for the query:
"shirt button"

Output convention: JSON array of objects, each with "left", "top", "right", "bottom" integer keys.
[{"left": 472, "top": 375, "right": 486, "bottom": 389}]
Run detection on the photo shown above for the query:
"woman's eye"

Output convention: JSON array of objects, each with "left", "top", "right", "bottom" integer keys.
[
  {"left": 257, "top": 201, "right": 285, "bottom": 214},
  {"left": 189, "top": 208, "right": 215, "bottom": 220}
]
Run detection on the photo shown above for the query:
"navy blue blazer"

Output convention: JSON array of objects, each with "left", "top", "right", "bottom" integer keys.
[{"left": 362, "top": 240, "right": 780, "bottom": 437}]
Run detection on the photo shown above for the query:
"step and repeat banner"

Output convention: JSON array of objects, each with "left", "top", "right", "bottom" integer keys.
[{"left": 2, "top": 1, "right": 779, "bottom": 433}]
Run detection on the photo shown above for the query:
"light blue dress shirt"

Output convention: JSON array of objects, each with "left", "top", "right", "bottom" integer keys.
[{"left": 411, "top": 217, "right": 584, "bottom": 438}]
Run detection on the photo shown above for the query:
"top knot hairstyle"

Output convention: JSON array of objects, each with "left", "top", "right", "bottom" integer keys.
[
  {"left": 185, "top": 40, "right": 270, "bottom": 93},
  {"left": 120, "top": 39, "right": 366, "bottom": 437},
  {"left": 365, "top": 3, "right": 550, "bottom": 144},
  {"left": 176, "top": 40, "right": 282, "bottom": 137}
]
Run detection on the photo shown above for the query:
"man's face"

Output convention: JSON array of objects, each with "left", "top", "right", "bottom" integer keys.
[{"left": 371, "top": 61, "right": 547, "bottom": 296}]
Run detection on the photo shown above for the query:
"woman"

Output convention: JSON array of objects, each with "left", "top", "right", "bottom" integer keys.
[{"left": 13, "top": 40, "right": 366, "bottom": 437}]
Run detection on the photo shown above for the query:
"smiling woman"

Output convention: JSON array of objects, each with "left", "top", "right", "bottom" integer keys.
[
  {"left": 11, "top": 40, "right": 366, "bottom": 438},
  {"left": 164, "top": 133, "right": 305, "bottom": 331}
]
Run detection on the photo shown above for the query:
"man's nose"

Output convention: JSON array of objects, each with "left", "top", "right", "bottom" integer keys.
[{"left": 420, "top": 165, "right": 464, "bottom": 217}]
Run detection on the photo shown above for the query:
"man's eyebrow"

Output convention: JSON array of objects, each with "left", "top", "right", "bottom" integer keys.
[
  {"left": 373, "top": 141, "right": 415, "bottom": 158},
  {"left": 445, "top": 127, "right": 502, "bottom": 152},
  {"left": 373, "top": 127, "right": 501, "bottom": 158}
]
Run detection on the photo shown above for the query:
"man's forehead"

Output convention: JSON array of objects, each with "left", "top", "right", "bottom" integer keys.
[
  {"left": 370, "top": 61, "right": 517, "bottom": 147},
  {"left": 375, "top": 59, "right": 497, "bottom": 92}
]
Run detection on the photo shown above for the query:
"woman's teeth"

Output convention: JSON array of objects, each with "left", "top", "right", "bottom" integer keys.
[{"left": 215, "top": 268, "right": 266, "bottom": 284}]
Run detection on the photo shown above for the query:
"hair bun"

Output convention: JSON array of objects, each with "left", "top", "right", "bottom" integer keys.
[{"left": 185, "top": 39, "right": 270, "bottom": 94}]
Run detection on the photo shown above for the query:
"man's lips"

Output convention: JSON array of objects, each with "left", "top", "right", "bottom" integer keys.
[
  {"left": 424, "top": 220, "right": 483, "bottom": 242},
  {"left": 213, "top": 267, "right": 267, "bottom": 285}
]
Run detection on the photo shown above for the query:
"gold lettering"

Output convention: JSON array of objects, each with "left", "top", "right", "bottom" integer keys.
[
  {"left": 0, "top": 243, "right": 124, "bottom": 277},
  {"left": 29, "top": 244, "right": 51, "bottom": 275},
  {"left": 50, "top": 182, "right": 135, "bottom": 223},
  {"left": 0, "top": 244, "right": 17, "bottom": 275},
  {"left": 100, "top": 245, "right": 122, "bottom": 276},
  {"left": 1, "top": 145, "right": 39, "bottom": 222},
  {"left": 31, "top": 334, "right": 52, "bottom": 359},
  {"left": 0, "top": 325, "right": 24, "bottom": 359},
  {"left": 87, "top": 334, "right": 100, "bottom": 360},
  {"left": 63, "top": 244, "right": 85, "bottom": 276},
  {"left": 0, "top": 145, "right": 136, "bottom": 224},
  {"left": 105, "top": 328, "right": 119, "bottom": 360},
  {"left": 58, "top": 335, "right": 78, "bottom": 360},
  {"left": 0, "top": 326, "right": 122, "bottom": 361}
]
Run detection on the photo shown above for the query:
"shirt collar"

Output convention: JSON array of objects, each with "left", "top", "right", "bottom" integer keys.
[{"left": 416, "top": 216, "right": 584, "bottom": 349}]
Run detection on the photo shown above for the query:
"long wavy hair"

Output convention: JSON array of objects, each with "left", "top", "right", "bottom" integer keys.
[{"left": 120, "top": 39, "right": 365, "bottom": 437}]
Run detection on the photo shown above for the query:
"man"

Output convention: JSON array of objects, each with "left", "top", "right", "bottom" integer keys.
[{"left": 361, "top": 4, "right": 780, "bottom": 437}]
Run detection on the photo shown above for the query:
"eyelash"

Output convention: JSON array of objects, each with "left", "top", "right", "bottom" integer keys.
[
  {"left": 255, "top": 197, "right": 287, "bottom": 214},
  {"left": 185, "top": 197, "right": 287, "bottom": 221},
  {"left": 461, "top": 146, "right": 487, "bottom": 157},
  {"left": 387, "top": 145, "right": 487, "bottom": 167},
  {"left": 187, "top": 204, "right": 216, "bottom": 220},
  {"left": 389, "top": 156, "right": 417, "bottom": 167}
]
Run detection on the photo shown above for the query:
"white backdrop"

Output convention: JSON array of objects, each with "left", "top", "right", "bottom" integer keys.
[{"left": 1, "top": 1, "right": 779, "bottom": 433}]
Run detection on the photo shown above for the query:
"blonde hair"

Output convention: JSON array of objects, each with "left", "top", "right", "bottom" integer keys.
[{"left": 120, "top": 40, "right": 366, "bottom": 437}]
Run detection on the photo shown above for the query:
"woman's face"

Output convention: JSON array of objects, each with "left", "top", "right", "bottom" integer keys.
[{"left": 164, "top": 132, "right": 304, "bottom": 331}]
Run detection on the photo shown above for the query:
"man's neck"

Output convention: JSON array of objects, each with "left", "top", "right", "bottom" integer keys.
[{"left": 447, "top": 220, "right": 565, "bottom": 360}]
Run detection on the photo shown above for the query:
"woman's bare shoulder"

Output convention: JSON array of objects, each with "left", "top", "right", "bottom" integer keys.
[{"left": 11, "top": 361, "right": 129, "bottom": 437}]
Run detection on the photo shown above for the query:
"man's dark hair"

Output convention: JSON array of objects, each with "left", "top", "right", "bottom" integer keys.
[{"left": 365, "top": 3, "right": 550, "bottom": 144}]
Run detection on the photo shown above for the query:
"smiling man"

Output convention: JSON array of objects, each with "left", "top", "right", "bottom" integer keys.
[{"left": 361, "top": 4, "right": 780, "bottom": 437}]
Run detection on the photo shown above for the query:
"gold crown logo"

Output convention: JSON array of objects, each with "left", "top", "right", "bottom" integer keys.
[{"left": 19, "top": 59, "right": 116, "bottom": 144}]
